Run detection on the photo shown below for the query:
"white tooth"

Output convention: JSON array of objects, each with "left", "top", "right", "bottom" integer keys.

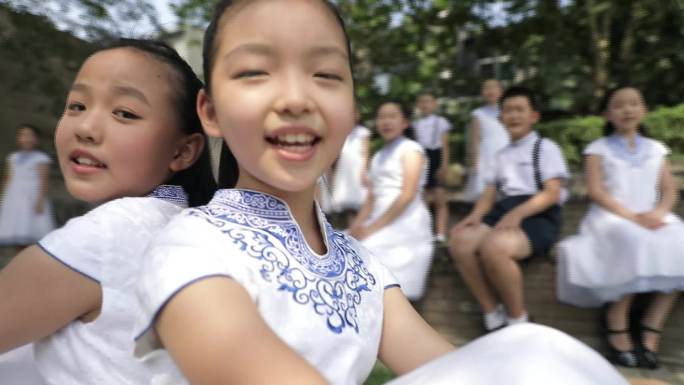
[
  {"left": 77, "top": 157, "right": 95, "bottom": 165},
  {"left": 297, "top": 134, "right": 308, "bottom": 143},
  {"left": 285, "top": 134, "right": 297, "bottom": 143}
]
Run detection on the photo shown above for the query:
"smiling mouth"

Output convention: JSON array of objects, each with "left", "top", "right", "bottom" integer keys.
[
  {"left": 265, "top": 133, "right": 321, "bottom": 153},
  {"left": 71, "top": 155, "right": 106, "bottom": 168}
]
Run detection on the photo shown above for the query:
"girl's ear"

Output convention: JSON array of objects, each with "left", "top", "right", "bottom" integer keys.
[
  {"left": 197, "top": 89, "right": 222, "bottom": 138},
  {"left": 169, "top": 133, "right": 205, "bottom": 172}
]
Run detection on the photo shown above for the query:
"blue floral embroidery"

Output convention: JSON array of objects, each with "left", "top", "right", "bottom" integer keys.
[
  {"left": 607, "top": 134, "right": 649, "bottom": 168},
  {"left": 188, "top": 189, "right": 377, "bottom": 334},
  {"left": 147, "top": 185, "right": 188, "bottom": 207}
]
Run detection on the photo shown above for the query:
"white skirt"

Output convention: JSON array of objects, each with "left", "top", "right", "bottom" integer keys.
[
  {"left": 387, "top": 324, "right": 628, "bottom": 385},
  {"left": 361, "top": 193, "right": 433, "bottom": 300},
  {"left": 557, "top": 206, "right": 684, "bottom": 307},
  {"left": 0, "top": 179, "right": 55, "bottom": 245},
  {"left": 0, "top": 345, "right": 46, "bottom": 385}
]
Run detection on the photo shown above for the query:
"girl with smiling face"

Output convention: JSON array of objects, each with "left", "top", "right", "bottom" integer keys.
[
  {"left": 132, "top": 1, "right": 454, "bottom": 384},
  {"left": 558, "top": 86, "right": 684, "bottom": 369},
  {"left": 0, "top": 39, "right": 216, "bottom": 384},
  {"left": 350, "top": 102, "right": 434, "bottom": 304}
]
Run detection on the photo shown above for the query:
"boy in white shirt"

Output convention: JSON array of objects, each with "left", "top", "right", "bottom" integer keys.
[
  {"left": 413, "top": 91, "right": 452, "bottom": 243},
  {"left": 448, "top": 86, "right": 569, "bottom": 332}
]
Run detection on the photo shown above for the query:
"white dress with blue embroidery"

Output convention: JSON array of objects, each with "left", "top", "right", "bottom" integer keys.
[
  {"left": 360, "top": 137, "right": 433, "bottom": 300},
  {"left": 557, "top": 136, "right": 684, "bottom": 307},
  {"left": 134, "top": 189, "right": 398, "bottom": 385},
  {"left": 0, "top": 150, "right": 55, "bottom": 245},
  {"left": 32, "top": 185, "right": 188, "bottom": 385}
]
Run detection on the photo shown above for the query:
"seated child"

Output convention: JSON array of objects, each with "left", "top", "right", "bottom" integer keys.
[{"left": 448, "top": 86, "right": 569, "bottom": 332}]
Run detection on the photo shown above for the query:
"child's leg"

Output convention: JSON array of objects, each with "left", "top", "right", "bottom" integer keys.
[
  {"left": 433, "top": 186, "right": 449, "bottom": 239},
  {"left": 606, "top": 294, "right": 636, "bottom": 351},
  {"left": 640, "top": 291, "right": 679, "bottom": 352},
  {"left": 448, "top": 224, "right": 498, "bottom": 312},
  {"left": 479, "top": 229, "right": 531, "bottom": 319}
]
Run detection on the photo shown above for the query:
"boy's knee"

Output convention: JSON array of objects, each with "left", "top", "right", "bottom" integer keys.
[{"left": 480, "top": 233, "right": 516, "bottom": 262}]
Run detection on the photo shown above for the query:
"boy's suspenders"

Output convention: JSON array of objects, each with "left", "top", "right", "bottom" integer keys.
[
  {"left": 533, "top": 137, "right": 543, "bottom": 191},
  {"left": 496, "top": 136, "right": 544, "bottom": 194}
]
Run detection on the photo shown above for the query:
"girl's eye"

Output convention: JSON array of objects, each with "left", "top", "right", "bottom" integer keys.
[
  {"left": 114, "top": 110, "right": 141, "bottom": 120},
  {"left": 67, "top": 102, "right": 85, "bottom": 112},
  {"left": 314, "top": 72, "right": 344, "bottom": 81},
  {"left": 234, "top": 70, "right": 268, "bottom": 79}
]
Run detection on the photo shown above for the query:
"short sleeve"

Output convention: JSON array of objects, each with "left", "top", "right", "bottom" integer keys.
[
  {"left": 134, "top": 213, "right": 260, "bottom": 356},
  {"left": 37, "top": 205, "right": 115, "bottom": 283},
  {"left": 540, "top": 139, "right": 570, "bottom": 182},
  {"left": 357, "top": 126, "right": 371, "bottom": 138},
  {"left": 651, "top": 139, "right": 670, "bottom": 157},
  {"left": 583, "top": 138, "right": 606, "bottom": 156},
  {"left": 34, "top": 151, "right": 52, "bottom": 165}
]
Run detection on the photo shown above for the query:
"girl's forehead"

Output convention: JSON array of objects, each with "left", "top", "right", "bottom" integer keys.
[
  {"left": 610, "top": 88, "right": 643, "bottom": 104},
  {"left": 75, "top": 49, "right": 175, "bottom": 101},
  {"left": 215, "top": 0, "right": 347, "bottom": 52}
]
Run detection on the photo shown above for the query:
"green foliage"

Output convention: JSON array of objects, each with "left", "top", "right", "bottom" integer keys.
[
  {"left": 363, "top": 362, "right": 395, "bottom": 385},
  {"left": 536, "top": 103, "right": 684, "bottom": 169}
]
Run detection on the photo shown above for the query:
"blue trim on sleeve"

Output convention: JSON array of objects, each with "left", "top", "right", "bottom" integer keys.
[
  {"left": 384, "top": 283, "right": 401, "bottom": 290},
  {"left": 134, "top": 273, "right": 233, "bottom": 341},
  {"left": 36, "top": 241, "right": 101, "bottom": 284}
]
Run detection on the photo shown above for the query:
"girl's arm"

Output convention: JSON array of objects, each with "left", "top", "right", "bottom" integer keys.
[
  {"left": 465, "top": 118, "right": 480, "bottom": 170},
  {"left": 349, "top": 187, "right": 374, "bottom": 232},
  {"left": 378, "top": 287, "right": 454, "bottom": 375},
  {"left": 156, "top": 277, "right": 328, "bottom": 385},
  {"left": 35, "top": 163, "right": 50, "bottom": 213},
  {"left": 585, "top": 154, "right": 639, "bottom": 220},
  {"left": 0, "top": 246, "right": 101, "bottom": 353},
  {"left": 360, "top": 135, "right": 370, "bottom": 186},
  {"left": 362, "top": 150, "right": 424, "bottom": 236},
  {"left": 653, "top": 159, "right": 677, "bottom": 216}
]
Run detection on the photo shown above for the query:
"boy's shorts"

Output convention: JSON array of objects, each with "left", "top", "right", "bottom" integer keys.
[{"left": 482, "top": 195, "right": 562, "bottom": 256}]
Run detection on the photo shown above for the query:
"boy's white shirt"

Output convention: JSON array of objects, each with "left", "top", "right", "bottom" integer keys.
[
  {"left": 413, "top": 114, "right": 452, "bottom": 150},
  {"left": 483, "top": 131, "right": 570, "bottom": 203}
]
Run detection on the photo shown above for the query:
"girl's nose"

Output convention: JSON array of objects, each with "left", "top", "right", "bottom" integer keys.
[{"left": 74, "top": 112, "right": 104, "bottom": 144}]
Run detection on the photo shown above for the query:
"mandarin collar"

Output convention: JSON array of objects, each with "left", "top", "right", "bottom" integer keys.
[{"left": 146, "top": 185, "right": 188, "bottom": 208}]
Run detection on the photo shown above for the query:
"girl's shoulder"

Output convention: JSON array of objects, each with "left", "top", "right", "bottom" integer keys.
[
  {"left": 397, "top": 137, "right": 425, "bottom": 154},
  {"left": 643, "top": 137, "right": 669, "bottom": 156},
  {"left": 583, "top": 137, "right": 610, "bottom": 156}
]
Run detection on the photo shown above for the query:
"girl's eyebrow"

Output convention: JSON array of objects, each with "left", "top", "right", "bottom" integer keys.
[
  {"left": 68, "top": 83, "right": 150, "bottom": 107},
  {"left": 221, "top": 42, "right": 274, "bottom": 62},
  {"left": 221, "top": 43, "right": 348, "bottom": 62},
  {"left": 113, "top": 85, "right": 151, "bottom": 107}
]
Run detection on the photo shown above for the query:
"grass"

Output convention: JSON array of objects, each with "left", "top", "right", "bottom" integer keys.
[{"left": 364, "top": 362, "right": 395, "bottom": 385}]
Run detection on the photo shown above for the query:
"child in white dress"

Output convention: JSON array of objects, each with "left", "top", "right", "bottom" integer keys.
[
  {"left": 0, "top": 39, "right": 217, "bottom": 385},
  {"left": 557, "top": 86, "right": 683, "bottom": 369},
  {"left": 463, "top": 79, "right": 510, "bottom": 202},
  {"left": 325, "top": 107, "right": 370, "bottom": 218},
  {"left": 350, "top": 102, "right": 433, "bottom": 301},
  {"left": 0, "top": 125, "right": 55, "bottom": 248},
  {"left": 132, "top": 3, "right": 636, "bottom": 385},
  {"left": 132, "top": 2, "right": 455, "bottom": 384}
]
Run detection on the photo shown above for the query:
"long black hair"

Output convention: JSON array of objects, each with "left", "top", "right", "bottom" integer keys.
[
  {"left": 201, "top": 0, "right": 355, "bottom": 188},
  {"left": 599, "top": 85, "right": 649, "bottom": 137},
  {"left": 95, "top": 38, "right": 217, "bottom": 206},
  {"left": 376, "top": 101, "right": 416, "bottom": 141}
]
